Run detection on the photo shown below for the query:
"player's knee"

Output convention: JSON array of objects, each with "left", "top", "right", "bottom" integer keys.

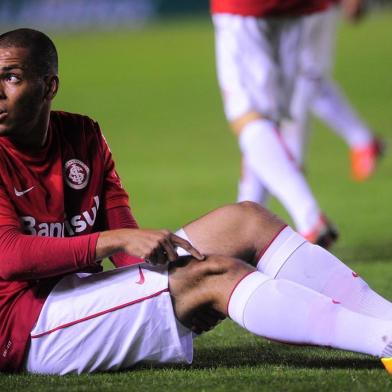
[
  {"left": 169, "top": 254, "right": 249, "bottom": 303},
  {"left": 234, "top": 201, "right": 285, "bottom": 230},
  {"left": 201, "top": 255, "right": 250, "bottom": 281},
  {"left": 237, "top": 200, "right": 265, "bottom": 215},
  {"left": 237, "top": 200, "right": 272, "bottom": 218},
  {"left": 170, "top": 254, "right": 242, "bottom": 282},
  {"left": 199, "top": 255, "right": 254, "bottom": 312},
  {"left": 169, "top": 255, "right": 253, "bottom": 325}
]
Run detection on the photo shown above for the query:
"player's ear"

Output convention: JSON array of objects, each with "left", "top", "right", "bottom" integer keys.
[{"left": 44, "top": 75, "right": 59, "bottom": 101}]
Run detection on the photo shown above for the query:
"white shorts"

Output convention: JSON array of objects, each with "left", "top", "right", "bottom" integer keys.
[
  {"left": 25, "top": 264, "right": 193, "bottom": 375},
  {"left": 298, "top": 6, "right": 339, "bottom": 79},
  {"left": 213, "top": 13, "right": 303, "bottom": 122}
]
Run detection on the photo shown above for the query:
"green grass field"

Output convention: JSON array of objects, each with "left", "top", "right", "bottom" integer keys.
[{"left": 2, "top": 11, "right": 392, "bottom": 391}]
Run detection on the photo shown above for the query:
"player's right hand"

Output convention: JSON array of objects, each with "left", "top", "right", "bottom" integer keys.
[{"left": 120, "top": 228, "right": 205, "bottom": 265}]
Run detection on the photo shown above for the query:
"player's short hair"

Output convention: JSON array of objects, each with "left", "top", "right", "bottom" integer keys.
[{"left": 0, "top": 28, "right": 58, "bottom": 77}]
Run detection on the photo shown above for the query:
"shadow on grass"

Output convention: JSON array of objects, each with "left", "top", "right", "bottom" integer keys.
[
  {"left": 193, "top": 345, "right": 378, "bottom": 371},
  {"left": 132, "top": 344, "right": 379, "bottom": 372},
  {"left": 336, "top": 239, "right": 392, "bottom": 264}
]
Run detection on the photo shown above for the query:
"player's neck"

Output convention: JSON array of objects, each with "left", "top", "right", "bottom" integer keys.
[{"left": 10, "top": 110, "right": 51, "bottom": 150}]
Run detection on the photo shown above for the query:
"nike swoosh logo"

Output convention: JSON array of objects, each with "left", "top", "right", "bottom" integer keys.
[
  {"left": 14, "top": 186, "right": 35, "bottom": 197},
  {"left": 135, "top": 265, "right": 145, "bottom": 285}
]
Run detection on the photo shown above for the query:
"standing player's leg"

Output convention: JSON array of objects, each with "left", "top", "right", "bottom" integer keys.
[
  {"left": 310, "top": 6, "right": 381, "bottom": 182},
  {"left": 311, "top": 77, "right": 383, "bottom": 181},
  {"left": 237, "top": 157, "right": 269, "bottom": 204},
  {"left": 213, "top": 14, "right": 331, "bottom": 242},
  {"left": 178, "top": 201, "right": 392, "bottom": 319},
  {"left": 285, "top": 6, "right": 382, "bottom": 182},
  {"left": 313, "top": 7, "right": 381, "bottom": 182},
  {"left": 281, "top": 9, "right": 334, "bottom": 167}
]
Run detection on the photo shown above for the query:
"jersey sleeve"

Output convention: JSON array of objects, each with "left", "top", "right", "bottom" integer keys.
[
  {"left": 90, "top": 123, "right": 143, "bottom": 267},
  {"left": 95, "top": 122, "right": 131, "bottom": 211},
  {"left": 106, "top": 205, "right": 143, "bottom": 267},
  {"left": 0, "top": 225, "right": 100, "bottom": 280},
  {"left": 0, "top": 179, "right": 22, "bottom": 228}
]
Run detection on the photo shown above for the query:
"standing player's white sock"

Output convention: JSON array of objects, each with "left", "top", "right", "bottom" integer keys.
[
  {"left": 228, "top": 272, "right": 392, "bottom": 357},
  {"left": 257, "top": 227, "right": 392, "bottom": 320},
  {"left": 312, "top": 79, "right": 373, "bottom": 148},
  {"left": 237, "top": 159, "right": 269, "bottom": 204},
  {"left": 281, "top": 74, "right": 314, "bottom": 166},
  {"left": 239, "top": 119, "right": 321, "bottom": 233},
  {"left": 280, "top": 118, "right": 308, "bottom": 168}
]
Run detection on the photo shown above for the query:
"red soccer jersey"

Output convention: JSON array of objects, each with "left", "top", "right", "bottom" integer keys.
[
  {"left": 0, "top": 111, "right": 135, "bottom": 371},
  {"left": 210, "top": 0, "right": 332, "bottom": 17}
]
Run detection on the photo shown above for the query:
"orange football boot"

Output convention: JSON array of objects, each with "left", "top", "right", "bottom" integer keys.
[
  {"left": 302, "top": 215, "right": 339, "bottom": 249},
  {"left": 350, "top": 137, "right": 385, "bottom": 181},
  {"left": 381, "top": 357, "right": 392, "bottom": 375}
]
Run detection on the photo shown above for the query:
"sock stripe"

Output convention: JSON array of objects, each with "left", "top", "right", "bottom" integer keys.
[
  {"left": 256, "top": 224, "right": 287, "bottom": 261},
  {"left": 257, "top": 227, "right": 306, "bottom": 278},
  {"left": 227, "top": 271, "right": 271, "bottom": 327},
  {"left": 226, "top": 271, "right": 254, "bottom": 318}
]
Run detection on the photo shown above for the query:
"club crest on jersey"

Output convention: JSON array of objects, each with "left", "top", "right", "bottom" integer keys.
[{"left": 65, "top": 159, "right": 90, "bottom": 190}]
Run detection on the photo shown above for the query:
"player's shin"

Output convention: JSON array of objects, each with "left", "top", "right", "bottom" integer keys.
[
  {"left": 257, "top": 226, "right": 392, "bottom": 320},
  {"left": 228, "top": 271, "right": 392, "bottom": 358}
]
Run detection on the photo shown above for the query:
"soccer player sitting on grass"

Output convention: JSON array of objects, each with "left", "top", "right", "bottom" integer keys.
[{"left": 2, "top": 28, "right": 392, "bottom": 375}]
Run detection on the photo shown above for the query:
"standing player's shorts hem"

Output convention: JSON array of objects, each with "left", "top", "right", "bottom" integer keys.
[{"left": 212, "top": 13, "right": 303, "bottom": 122}]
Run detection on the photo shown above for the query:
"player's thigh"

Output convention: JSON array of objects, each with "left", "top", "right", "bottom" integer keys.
[
  {"left": 25, "top": 265, "right": 193, "bottom": 375},
  {"left": 213, "top": 14, "right": 281, "bottom": 121},
  {"left": 169, "top": 254, "right": 254, "bottom": 322}
]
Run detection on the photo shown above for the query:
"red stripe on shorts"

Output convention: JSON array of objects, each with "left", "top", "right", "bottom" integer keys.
[{"left": 31, "top": 288, "right": 170, "bottom": 339}]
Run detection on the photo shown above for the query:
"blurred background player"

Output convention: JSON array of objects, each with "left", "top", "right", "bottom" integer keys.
[
  {"left": 282, "top": 0, "right": 384, "bottom": 180},
  {"left": 210, "top": 0, "right": 338, "bottom": 247}
]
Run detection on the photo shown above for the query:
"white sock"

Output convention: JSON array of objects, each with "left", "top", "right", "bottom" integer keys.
[
  {"left": 228, "top": 271, "right": 392, "bottom": 357},
  {"left": 237, "top": 159, "right": 270, "bottom": 204},
  {"left": 280, "top": 119, "right": 309, "bottom": 168},
  {"left": 239, "top": 119, "right": 321, "bottom": 232},
  {"left": 281, "top": 74, "right": 315, "bottom": 166},
  {"left": 312, "top": 79, "right": 373, "bottom": 148},
  {"left": 257, "top": 227, "right": 392, "bottom": 320}
]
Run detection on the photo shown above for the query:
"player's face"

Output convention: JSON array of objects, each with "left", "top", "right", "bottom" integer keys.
[{"left": 0, "top": 46, "right": 50, "bottom": 141}]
